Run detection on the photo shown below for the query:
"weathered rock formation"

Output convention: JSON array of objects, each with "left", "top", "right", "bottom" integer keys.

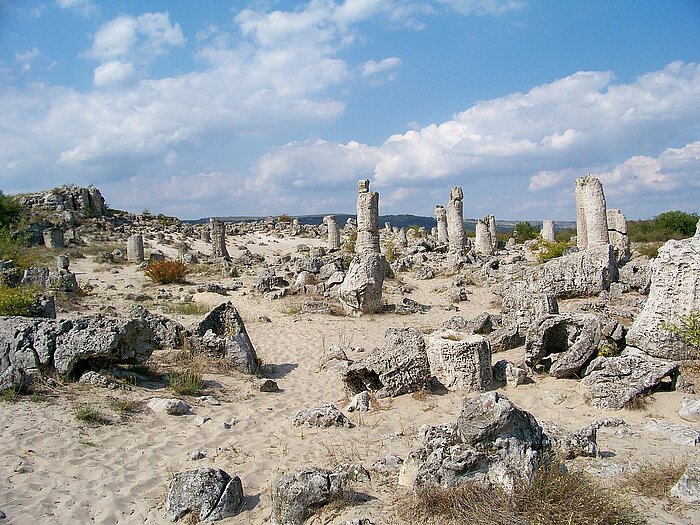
[
  {"left": 337, "top": 252, "right": 387, "bottom": 315},
  {"left": 425, "top": 331, "right": 492, "bottom": 391},
  {"left": 127, "top": 234, "right": 145, "bottom": 262},
  {"left": 324, "top": 215, "right": 340, "bottom": 250},
  {"left": 209, "top": 219, "right": 230, "bottom": 258},
  {"left": 164, "top": 468, "right": 244, "bottom": 522},
  {"left": 446, "top": 187, "right": 466, "bottom": 254},
  {"left": 355, "top": 179, "right": 380, "bottom": 254},
  {"left": 541, "top": 220, "right": 556, "bottom": 242},
  {"left": 474, "top": 219, "right": 493, "bottom": 257},
  {"left": 575, "top": 175, "right": 609, "bottom": 249},
  {"left": 435, "top": 205, "right": 449, "bottom": 244},
  {"left": 606, "top": 208, "right": 630, "bottom": 265},
  {"left": 271, "top": 467, "right": 348, "bottom": 525}
]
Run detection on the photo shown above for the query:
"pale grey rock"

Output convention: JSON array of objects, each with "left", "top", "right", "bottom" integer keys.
[
  {"left": 541, "top": 421, "right": 597, "bottom": 459},
  {"left": 671, "top": 464, "right": 700, "bottom": 504},
  {"left": 342, "top": 327, "right": 431, "bottom": 398},
  {"left": 626, "top": 231, "right": 700, "bottom": 360},
  {"left": 541, "top": 220, "right": 556, "bottom": 242},
  {"left": 501, "top": 284, "right": 558, "bottom": 329},
  {"left": 435, "top": 205, "right": 448, "bottom": 244},
  {"left": 79, "top": 370, "right": 117, "bottom": 389},
  {"left": 324, "top": 215, "right": 341, "bottom": 250},
  {"left": 337, "top": 252, "right": 388, "bottom": 316},
  {"left": 488, "top": 325, "right": 525, "bottom": 353},
  {"left": 148, "top": 398, "right": 191, "bottom": 415},
  {"left": 474, "top": 219, "right": 493, "bottom": 256},
  {"left": 525, "top": 313, "right": 601, "bottom": 378},
  {"left": 0, "top": 365, "right": 28, "bottom": 393},
  {"left": 130, "top": 305, "right": 185, "bottom": 349},
  {"left": 355, "top": 179, "right": 380, "bottom": 254},
  {"left": 446, "top": 187, "right": 466, "bottom": 254},
  {"left": 127, "top": 234, "right": 144, "bottom": 262},
  {"left": 607, "top": 209, "right": 630, "bottom": 265},
  {"left": 425, "top": 331, "right": 492, "bottom": 391},
  {"left": 293, "top": 404, "right": 353, "bottom": 428},
  {"left": 271, "top": 467, "right": 348, "bottom": 525},
  {"left": 164, "top": 467, "right": 244, "bottom": 522},
  {"left": 581, "top": 350, "right": 678, "bottom": 409},
  {"left": 575, "top": 174, "right": 609, "bottom": 249},
  {"left": 679, "top": 397, "right": 700, "bottom": 422},
  {"left": 617, "top": 255, "right": 651, "bottom": 294},
  {"left": 644, "top": 420, "right": 700, "bottom": 447},
  {"left": 43, "top": 227, "right": 65, "bottom": 249},
  {"left": 209, "top": 219, "right": 229, "bottom": 258},
  {"left": 347, "top": 391, "right": 371, "bottom": 412}
]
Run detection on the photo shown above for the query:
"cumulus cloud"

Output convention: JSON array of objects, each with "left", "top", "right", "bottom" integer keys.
[
  {"left": 436, "top": 0, "right": 526, "bottom": 15},
  {"left": 56, "top": 0, "right": 98, "bottom": 17},
  {"left": 15, "top": 47, "right": 41, "bottom": 73},
  {"left": 360, "top": 56, "right": 401, "bottom": 77},
  {"left": 93, "top": 60, "right": 135, "bottom": 87}
]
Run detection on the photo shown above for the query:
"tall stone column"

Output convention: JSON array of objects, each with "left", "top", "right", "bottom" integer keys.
[
  {"left": 474, "top": 219, "right": 493, "bottom": 256},
  {"left": 575, "top": 175, "right": 609, "bottom": 249},
  {"left": 324, "top": 215, "right": 340, "bottom": 250},
  {"left": 210, "top": 219, "right": 230, "bottom": 258},
  {"left": 355, "top": 179, "right": 380, "bottom": 254},
  {"left": 127, "top": 234, "right": 145, "bottom": 262},
  {"left": 446, "top": 187, "right": 466, "bottom": 254},
  {"left": 541, "top": 220, "right": 556, "bottom": 242},
  {"left": 435, "top": 205, "right": 449, "bottom": 244},
  {"left": 397, "top": 228, "right": 408, "bottom": 248},
  {"left": 607, "top": 209, "right": 630, "bottom": 264},
  {"left": 43, "top": 228, "right": 65, "bottom": 249},
  {"left": 485, "top": 214, "right": 497, "bottom": 250}
]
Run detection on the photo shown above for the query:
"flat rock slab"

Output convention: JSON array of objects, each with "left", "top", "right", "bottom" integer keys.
[
  {"left": 293, "top": 404, "right": 353, "bottom": 428},
  {"left": 644, "top": 421, "right": 700, "bottom": 447},
  {"left": 672, "top": 464, "right": 700, "bottom": 504}
]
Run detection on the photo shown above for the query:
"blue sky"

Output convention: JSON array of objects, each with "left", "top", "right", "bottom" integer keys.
[{"left": 1, "top": 0, "right": 699, "bottom": 220}]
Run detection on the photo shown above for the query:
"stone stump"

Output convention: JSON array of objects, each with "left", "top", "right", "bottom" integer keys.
[{"left": 127, "top": 234, "right": 145, "bottom": 263}]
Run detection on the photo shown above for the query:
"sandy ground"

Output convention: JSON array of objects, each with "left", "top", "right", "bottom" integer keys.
[{"left": 1, "top": 232, "right": 699, "bottom": 524}]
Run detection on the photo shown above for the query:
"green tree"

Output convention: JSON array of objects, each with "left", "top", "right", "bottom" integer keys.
[
  {"left": 653, "top": 210, "right": 699, "bottom": 237},
  {"left": 513, "top": 221, "right": 538, "bottom": 243},
  {"left": 0, "top": 191, "right": 22, "bottom": 230}
]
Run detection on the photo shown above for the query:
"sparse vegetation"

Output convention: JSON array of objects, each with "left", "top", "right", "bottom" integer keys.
[
  {"left": 343, "top": 231, "right": 357, "bottom": 253},
  {"left": 165, "top": 302, "right": 211, "bottom": 316},
  {"left": 0, "top": 387, "right": 20, "bottom": 402},
  {"left": 661, "top": 310, "right": 700, "bottom": 358},
  {"left": 0, "top": 191, "right": 22, "bottom": 229},
  {"left": 628, "top": 210, "right": 699, "bottom": 243},
  {"left": 624, "top": 459, "right": 687, "bottom": 499},
  {"left": 635, "top": 242, "right": 662, "bottom": 259},
  {"left": 74, "top": 404, "right": 111, "bottom": 425},
  {"left": 169, "top": 366, "right": 205, "bottom": 396},
  {"left": 513, "top": 221, "right": 539, "bottom": 243},
  {"left": 382, "top": 241, "right": 396, "bottom": 262},
  {"left": 110, "top": 398, "right": 142, "bottom": 415},
  {"left": 533, "top": 238, "right": 571, "bottom": 263},
  {"left": 395, "top": 459, "right": 645, "bottom": 525},
  {"left": 144, "top": 259, "right": 189, "bottom": 284},
  {"left": 0, "top": 285, "right": 38, "bottom": 316}
]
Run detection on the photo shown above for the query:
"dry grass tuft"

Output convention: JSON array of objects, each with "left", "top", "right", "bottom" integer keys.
[
  {"left": 394, "top": 460, "right": 645, "bottom": 525},
  {"left": 144, "top": 259, "right": 189, "bottom": 284},
  {"left": 624, "top": 459, "right": 687, "bottom": 499}
]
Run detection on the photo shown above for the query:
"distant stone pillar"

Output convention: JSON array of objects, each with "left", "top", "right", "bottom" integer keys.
[
  {"left": 485, "top": 214, "right": 497, "bottom": 250},
  {"left": 43, "top": 228, "right": 65, "bottom": 249},
  {"left": 431, "top": 227, "right": 438, "bottom": 238},
  {"left": 397, "top": 228, "right": 408, "bottom": 248},
  {"left": 446, "top": 187, "right": 466, "bottom": 254},
  {"left": 127, "top": 234, "right": 145, "bottom": 262},
  {"left": 541, "top": 220, "right": 556, "bottom": 242},
  {"left": 384, "top": 222, "right": 392, "bottom": 233},
  {"left": 474, "top": 220, "right": 493, "bottom": 256},
  {"left": 200, "top": 228, "right": 211, "bottom": 243},
  {"left": 210, "top": 219, "right": 230, "bottom": 258},
  {"left": 607, "top": 209, "right": 630, "bottom": 264},
  {"left": 56, "top": 255, "right": 69, "bottom": 271},
  {"left": 355, "top": 179, "right": 380, "bottom": 254},
  {"left": 325, "top": 215, "right": 340, "bottom": 250},
  {"left": 435, "top": 205, "right": 449, "bottom": 244},
  {"left": 87, "top": 187, "right": 106, "bottom": 217},
  {"left": 575, "top": 175, "right": 609, "bottom": 249}
]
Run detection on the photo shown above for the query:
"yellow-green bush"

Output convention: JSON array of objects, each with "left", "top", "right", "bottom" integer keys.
[
  {"left": 534, "top": 238, "right": 571, "bottom": 263},
  {"left": 144, "top": 260, "right": 189, "bottom": 284},
  {"left": 0, "top": 285, "right": 38, "bottom": 316}
]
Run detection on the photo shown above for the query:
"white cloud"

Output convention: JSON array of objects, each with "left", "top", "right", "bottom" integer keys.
[
  {"left": 360, "top": 56, "right": 401, "bottom": 77},
  {"left": 56, "top": 0, "right": 98, "bottom": 17},
  {"left": 528, "top": 170, "right": 564, "bottom": 191},
  {"left": 436, "top": 0, "right": 526, "bottom": 15},
  {"left": 87, "top": 16, "right": 138, "bottom": 60},
  {"left": 15, "top": 47, "right": 41, "bottom": 73},
  {"left": 93, "top": 60, "right": 135, "bottom": 87}
]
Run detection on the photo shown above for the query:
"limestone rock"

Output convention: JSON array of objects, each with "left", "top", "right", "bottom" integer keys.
[
  {"left": 164, "top": 468, "right": 244, "bottom": 522},
  {"left": 581, "top": 349, "right": 678, "bottom": 409},
  {"left": 525, "top": 313, "right": 601, "bottom": 378},
  {"left": 541, "top": 421, "right": 597, "bottom": 459},
  {"left": 671, "top": 464, "right": 700, "bottom": 504},
  {"left": 337, "top": 252, "right": 388, "bottom": 315},
  {"left": 187, "top": 302, "right": 258, "bottom": 374},
  {"left": 293, "top": 404, "right": 353, "bottom": 428},
  {"left": 271, "top": 467, "right": 348, "bottom": 525},
  {"left": 679, "top": 397, "right": 700, "bottom": 422},
  {"left": 501, "top": 285, "right": 558, "bottom": 329},
  {"left": 425, "top": 331, "right": 492, "bottom": 391},
  {"left": 347, "top": 391, "right": 370, "bottom": 412},
  {"left": 148, "top": 398, "right": 191, "bottom": 415},
  {"left": 626, "top": 231, "right": 700, "bottom": 360},
  {"left": 342, "top": 327, "right": 431, "bottom": 398}
]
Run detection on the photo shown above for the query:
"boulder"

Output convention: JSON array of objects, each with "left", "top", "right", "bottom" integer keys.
[
  {"left": 342, "top": 327, "right": 431, "bottom": 398},
  {"left": 626, "top": 228, "right": 700, "bottom": 360},
  {"left": 164, "top": 468, "right": 244, "bottom": 522},
  {"left": 525, "top": 313, "right": 601, "bottom": 378},
  {"left": 425, "top": 331, "right": 492, "bottom": 391},
  {"left": 337, "top": 252, "right": 388, "bottom": 315},
  {"left": 541, "top": 421, "right": 597, "bottom": 459},
  {"left": 671, "top": 464, "right": 700, "bottom": 504},
  {"left": 293, "top": 404, "right": 353, "bottom": 428},
  {"left": 130, "top": 305, "right": 185, "bottom": 349},
  {"left": 148, "top": 398, "right": 191, "bottom": 415},
  {"left": 581, "top": 349, "right": 678, "bottom": 409},
  {"left": 500, "top": 284, "right": 558, "bottom": 329},
  {"left": 187, "top": 302, "right": 258, "bottom": 374},
  {"left": 271, "top": 467, "right": 348, "bottom": 525},
  {"left": 679, "top": 397, "right": 700, "bottom": 422}
]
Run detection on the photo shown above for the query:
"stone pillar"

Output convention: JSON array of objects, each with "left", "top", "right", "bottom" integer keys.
[
  {"left": 324, "top": 215, "right": 341, "bottom": 250},
  {"left": 127, "top": 234, "right": 145, "bottom": 262},
  {"left": 87, "top": 187, "right": 106, "bottom": 217},
  {"left": 541, "top": 220, "right": 556, "bottom": 243},
  {"left": 397, "top": 228, "right": 408, "bottom": 248},
  {"left": 446, "top": 187, "right": 466, "bottom": 254},
  {"left": 210, "top": 219, "right": 230, "bottom": 258},
  {"left": 474, "top": 219, "right": 493, "bottom": 256},
  {"left": 435, "top": 205, "right": 449, "bottom": 244},
  {"left": 355, "top": 179, "right": 380, "bottom": 254},
  {"left": 56, "top": 255, "right": 69, "bottom": 271},
  {"left": 43, "top": 228, "right": 65, "bottom": 249},
  {"left": 607, "top": 209, "right": 630, "bottom": 264},
  {"left": 384, "top": 222, "right": 392, "bottom": 233},
  {"left": 200, "top": 228, "right": 211, "bottom": 243},
  {"left": 485, "top": 214, "right": 497, "bottom": 250},
  {"left": 575, "top": 175, "right": 609, "bottom": 249}
]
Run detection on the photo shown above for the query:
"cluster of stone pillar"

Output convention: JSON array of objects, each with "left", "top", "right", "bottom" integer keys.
[
  {"left": 355, "top": 179, "right": 380, "bottom": 254},
  {"left": 210, "top": 219, "right": 230, "bottom": 258}
]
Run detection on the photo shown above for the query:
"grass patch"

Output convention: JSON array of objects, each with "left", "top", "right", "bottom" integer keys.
[
  {"left": 395, "top": 460, "right": 645, "bottom": 525},
  {"left": 110, "top": 398, "right": 143, "bottom": 414},
  {"left": 635, "top": 242, "right": 662, "bottom": 259},
  {"left": 75, "top": 404, "right": 111, "bottom": 425},
  {"left": 533, "top": 238, "right": 571, "bottom": 263},
  {"left": 0, "top": 285, "right": 39, "bottom": 316},
  {"left": 169, "top": 367, "right": 205, "bottom": 396},
  {"left": 280, "top": 302, "right": 302, "bottom": 316},
  {"left": 166, "top": 302, "right": 211, "bottom": 316},
  {"left": 0, "top": 387, "right": 20, "bottom": 403},
  {"left": 624, "top": 460, "right": 687, "bottom": 499}
]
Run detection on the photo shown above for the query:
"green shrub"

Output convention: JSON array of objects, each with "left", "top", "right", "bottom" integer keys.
[
  {"left": 144, "top": 259, "right": 189, "bottom": 284},
  {"left": 554, "top": 227, "right": 576, "bottom": 243},
  {"left": 383, "top": 241, "right": 396, "bottom": 262},
  {"left": 343, "top": 231, "right": 357, "bottom": 253},
  {"left": 169, "top": 367, "right": 204, "bottom": 396},
  {"left": 628, "top": 210, "right": 699, "bottom": 243},
  {"left": 0, "top": 285, "right": 38, "bottom": 316},
  {"left": 635, "top": 242, "right": 662, "bottom": 259},
  {"left": 513, "top": 221, "right": 538, "bottom": 243},
  {"left": 278, "top": 214, "right": 291, "bottom": 223},
  {"left": 534, "top": 238, "right": 570, "bottom": 263},
  {"left": 662, "top": 310, "right": 700, "bottom": 357},
  {"left": 0, "top": 191, "right": 22, "bottom": 229},
  {"left": 166, "top": 302, "right": 211, "bottom": 316},
  {"left": 75, "top": 404, "right": 111, "bottom": 425}
]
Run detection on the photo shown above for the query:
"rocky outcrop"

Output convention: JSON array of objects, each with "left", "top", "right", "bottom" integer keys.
[
  {"left": 501, "top": 283, "right": 558, "bottom": 329},
  {"left": 187, "top": 302, "right": 258, "bottom": 374},
  {"left": 271, "top": 467, "right": 348, "bottom": 525},
  {"left": 626, "top": 225, "right": 700, "bottom": 360},
  {"left": 525, "top": 313, "right": 601, "bottom": 378},
  {"left": 164, "top": 468, "right": 244, "bottom": 522},
  {"left": 342, "top": 327, "right": 431, "bottom": 398},
  {"left": 581, "top": 349, "right": 679, "bottom": 409},
  {"left": 425, "top": 331, "right": 492, "bottom": 391},
  {"left": 337, "top": 252, "right": 388, "bottom": 316}
]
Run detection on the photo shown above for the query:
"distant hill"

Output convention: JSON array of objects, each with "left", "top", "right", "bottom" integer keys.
[{"left": 186, "top": 214, "right": 576, "bottom": 233}]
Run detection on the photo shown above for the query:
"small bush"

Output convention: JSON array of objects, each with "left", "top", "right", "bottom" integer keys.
[
  {"left": 0, "top": 285, "right": 38, "bottom": 316},
  {"left": 75, "top": 404, "right": 111, "bottom": 425},
  {"left": 144, "top": 259, "right": 189, "bottom": 284},
  {"left": 110, "top": 398, "right": 142, "bottom": 414},
  {"left": 166, "top": 302, "right": 211, "bottom": 316},
  {"left": 533, "top": 238, "right": 570, "bottom": 263},
  {"left": 624, "top": 459, "right": 687, "bottom": 499},
  {"left": 169, "top": 367, "right": 204, "bottom": 396},
  {"left": 513, "top": 221, "right": 538, "bottom": 243},
  {"left": 628, "top": 210, "right": 699, "bottom": 243},
  {"left": 662, "top": 310, "right": 700, "bottom": 358},
  {"left": 0, "top": 191, "right": 23, "bottom": 229},
  {"left": 343, "top": 231, "right": 357, "bottom": 253},
  {"left": 635, "top": 242, "right": 662, "bottom": 259},
  {"left": 0, "top": 387, "right": 20, "bottom": 403},
  {"left": 278, "top": 214, "right": 291, "bottom": 223}
]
